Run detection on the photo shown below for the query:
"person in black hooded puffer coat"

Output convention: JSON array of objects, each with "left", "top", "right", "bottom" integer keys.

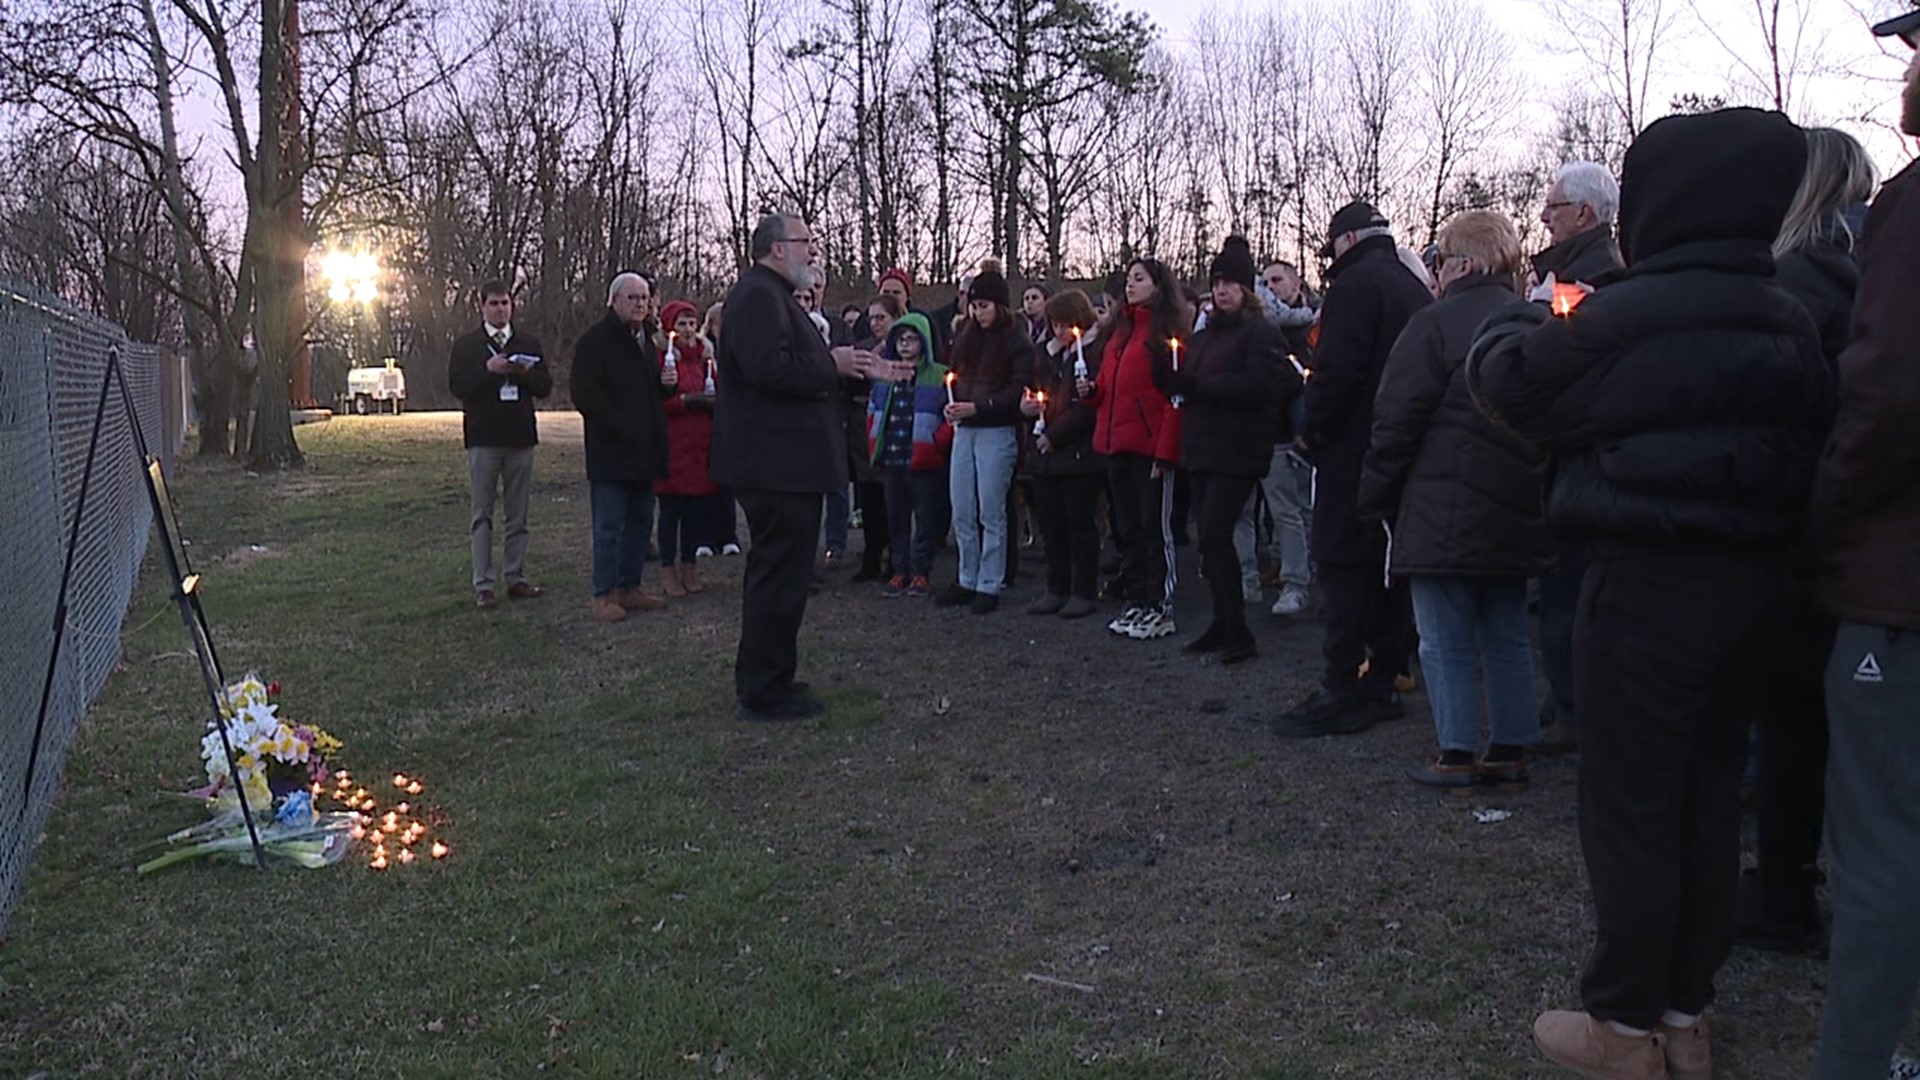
[{"left": 1466, "top": 108, "right": 1835, "bottom": 1078}]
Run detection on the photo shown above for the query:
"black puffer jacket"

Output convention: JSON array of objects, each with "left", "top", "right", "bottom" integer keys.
[
  {"left": 1775, "top": 218, "right": 1860, "bottom": 372},
  {"left": 1300, "top": 234, "right": 1435, "bottom": 564},
  {"left": 1359, "top": 273, "right": 1552, "bottom": 576},
  {"left": 1466, "top": 108, "right": 1834, "bottom": 553},
  {"left": 1152, "top": 306, "right": 1293, "bottom": 477}
]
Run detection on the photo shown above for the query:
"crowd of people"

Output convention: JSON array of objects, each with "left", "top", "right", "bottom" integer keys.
[{"left": 443, "top": 19, "right": 1920, "bottom": 1078}]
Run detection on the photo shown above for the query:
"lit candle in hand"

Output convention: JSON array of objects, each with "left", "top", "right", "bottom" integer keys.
[
  {"left": 1551, "top": 282, "right": 1587, "bottom": 317},
  {"left": 1032, "top": 391, "right": 1047, "bottom": 437},
  {"left": 1072, "top": 327, "right": 1088, "bottom": 381},
  {"left": 945, "top": 370, "right": 956, "bottom": 406},
  {"left": 1167, "top": 338, "right": 1185, "bottom": 409}
]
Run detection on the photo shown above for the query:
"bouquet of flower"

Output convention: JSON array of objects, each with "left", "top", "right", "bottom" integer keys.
[
  {"left": 191, "top": 673, "right": 343, "bottom": 812},
  {"left": 140, "top": 673, "right": 355, "bottom": 875}
]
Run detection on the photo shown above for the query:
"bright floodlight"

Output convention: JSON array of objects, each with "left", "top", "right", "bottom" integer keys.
[{"left": 318, "top": 245, "right": 380, "bottom": 305}]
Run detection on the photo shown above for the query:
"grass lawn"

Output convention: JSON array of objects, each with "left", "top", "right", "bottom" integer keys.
[{"left": 0, "top": 413, "right": 1835, "bottom": 1078}]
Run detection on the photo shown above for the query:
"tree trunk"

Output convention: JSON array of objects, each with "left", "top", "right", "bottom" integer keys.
[{"left": 247, "top": 0, "right": 304, "bottom": 469}]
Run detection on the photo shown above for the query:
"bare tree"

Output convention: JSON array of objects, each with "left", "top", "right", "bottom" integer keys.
[
  {"left": 1415, "top": 0, "right": 1517, "bottom": 244},
  {"left": 694, "top": 0, "right": 785, "bottom": 266},
  {"left": 1326, "top": 0, "right": 1409, "bottom": 208},
  {"left": 1683, "top": 0, "right": 1828, "bottom": 114},
  {"left": 1540, "top": 0, "right": 1683, "bottom": 139}
]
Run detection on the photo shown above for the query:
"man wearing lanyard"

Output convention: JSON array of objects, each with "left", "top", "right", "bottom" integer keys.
[{"left": 447, "top": 280, "right": 552, "bottom": 609}]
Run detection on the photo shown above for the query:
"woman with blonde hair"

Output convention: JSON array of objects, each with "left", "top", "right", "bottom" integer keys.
[
  {"left": 1360, "top": 209, "right": 1551, "bottom": 790},
  {"left": 1738, "top": 125, "right": 1873, "bottom": 957}
]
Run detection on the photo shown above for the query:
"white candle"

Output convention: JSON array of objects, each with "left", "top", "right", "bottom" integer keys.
[
  {"left": 945, "top": 371, "right": 955, "bottom": 406},
  {"left": 1072, "top": 327, "right": 1087, "bottom": 381},
  {"left": 664, "top": 331, "right": 679, "bottom": 377},
  {"left": 1032, "top": 392, "right": 1047, "bottom": 437},
  {"left": 1168, "top": 338, "right": 1185, "bottom": 409}
]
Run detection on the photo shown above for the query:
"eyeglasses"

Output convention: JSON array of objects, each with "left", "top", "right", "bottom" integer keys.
[
  {"left": 774, "top": 235, "right": 817, "bottom": 246},
  {"left": 1543, "top": 200, "right": 1575, "bottom": 212}
]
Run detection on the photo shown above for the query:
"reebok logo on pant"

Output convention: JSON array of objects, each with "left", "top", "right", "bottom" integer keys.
[{"left": 1855, "top": 652, "right": 1884, "bottom": 684}]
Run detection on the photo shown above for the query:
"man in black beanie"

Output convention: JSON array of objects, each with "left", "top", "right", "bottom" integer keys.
[
  {"left": 1275, "top": 201, "right": 1432, "bottom": 738},
  {"left": 1468, "top": 109, "right": 1832, "bottom": 1079}
]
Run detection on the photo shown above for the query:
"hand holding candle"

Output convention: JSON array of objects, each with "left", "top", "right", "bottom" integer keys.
[
  {"left": 661, "top": 331, "right": 679, "bottom": 386},
  {"left": 1030, "top": 390, "right": 1048, "bottom": 437},
  {"left": 1072, "top": 326, "right": 1088, "bottom": 381},
  {"left": 1550, "top": 281, "right": 1590, "bottom": 317},
  {"left": 1167, "top": 338, "right": 1185, "bottom": 409}
]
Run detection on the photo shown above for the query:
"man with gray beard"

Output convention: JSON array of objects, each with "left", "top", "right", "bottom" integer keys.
[{"left": 711, "top": 213, "right": 907, "bottom": 721}]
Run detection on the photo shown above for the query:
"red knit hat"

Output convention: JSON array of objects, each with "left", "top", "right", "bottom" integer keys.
[
  {"left": 877, "top": 267, "right": 913, "bottom": 295},
  {"left": 660, "top": 300, "right": 700, "bottom": 332}
]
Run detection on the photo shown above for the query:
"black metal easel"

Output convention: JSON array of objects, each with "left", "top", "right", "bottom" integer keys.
[{"left": 23, "top": 346, "right": 267, "bottom": 867}]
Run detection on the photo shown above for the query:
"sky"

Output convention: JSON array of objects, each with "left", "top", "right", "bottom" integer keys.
[{"left": 1129, "top": 0, "right": 1917, "bottom": 174}]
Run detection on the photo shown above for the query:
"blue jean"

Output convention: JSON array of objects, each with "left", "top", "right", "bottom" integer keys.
[
  {"left": 824, "top": 486, "right": 851, "bottom": 555},
  {"left": 949, "top": 425, "right": 1019, "bottom": 594},
  {"left": 590, "top": 481, "right": 656, "bottom": 597},
  {"left": 883, "top": 465, "right": 945, "bottom": 579},
  {"left": 1410, "top": 574, "right": 1539, "bottom": 752}
]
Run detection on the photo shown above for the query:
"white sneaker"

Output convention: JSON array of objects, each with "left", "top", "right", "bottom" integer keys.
[
  {"left": 1127, "top": 607, "right": 1177, "bottom": 640},
  {"left": 694, "top": 546, "right": 715, "bottom": 559},
  {"left": 1108, "top": 606, "right": 1145, "bottom": 635},
  {"left": 1271, "top": 585, "right": 1308, "bottom": 617},
  {"left": 721, "top": 543, "right": 742, "bottom": 556}
]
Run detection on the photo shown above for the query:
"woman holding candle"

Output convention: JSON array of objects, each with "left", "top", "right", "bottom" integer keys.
[
  {"left": 1022, "top": 289, "right": 1106, "bottom": 618},
  {"left": 654, "top": 300, "right": 720, "bottom": 598},
  {"left": 1154, "top": 244, "right": 1292, "bottom": 662},
  {"left": 934, "top": 268, "right": 1035, "bottom": 614},
  {"left": 1082, "top": 258, "right": 1190, "bottom": 641}
]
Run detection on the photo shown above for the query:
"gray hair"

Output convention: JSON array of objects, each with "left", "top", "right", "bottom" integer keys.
[
  {"left": 1555, "top": 162, "right": 1619, "bottom": 224},
  {"left": 749, "top": 213, "right": 800, "bottom": 261},
  {"left": 1352, "top": 225, "right": 1394, "bottom": 245},
  {"left": 607, "top": 271, "right": 648, "bottom": 305}
]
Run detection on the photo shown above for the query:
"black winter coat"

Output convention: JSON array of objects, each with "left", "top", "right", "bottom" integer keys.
[
  {"left": 1467, "top": 109, "right": 1832, "bottom": 554},
  {"left": 1775, "top": 221, "right": 1859, "bottom": 372},
  {"left": 1530, "top": 225, "right": 1624, "bottom": 287},
  {"left": 1027, "top": 331, "right": 1104, "bottom": 478},
  {"left": 946, "top": 317, "right": 1035, "bottom": 427},
  {"left": 570, "top": 310, "right": 673, "bottom": 485},
  {"left": 448, "top": 325, "right": 551, "bottom": 448},
  {"left": 1300, "top": 234, "right": 1436, "bottom": 564},
  {"left": 1358, "top": 273, "right": 1552, "bottom": 576},
  {"left": 1154, "top": 307, "right": 1291, "bottom": 477},
  {"left": 710, "top": 263, "right": 848, "bottom": 495}
]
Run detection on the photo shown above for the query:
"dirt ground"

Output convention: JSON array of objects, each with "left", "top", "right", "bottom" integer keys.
[{"left": 327, "top": 414, "right": 1848, "bottom": 1074}]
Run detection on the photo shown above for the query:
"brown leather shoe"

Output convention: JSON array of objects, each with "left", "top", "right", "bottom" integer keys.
[
  {"left": 475, "top": 589, "right": 497, "bottom": 609},
  {"left": 1658, "top": 1017, "right": 1710, "bottom": 1080},
  {"left": 617, "top": 587, "right": 667, "bottom": 612},
  {"left": 589, "top": 595, "right": 628, "bottom": 623},
  {"left": 661, "top": 567, "right": 688, "bottom": 599},
  {"left": 1534, "top": 1011, "right": 1668, "bottom": 1080},
  {"left": 506, "top": 581, "right": 544, "bottom": 600},
  {"left": 681, "top": 562, "right": 704, "bottom": 594}
]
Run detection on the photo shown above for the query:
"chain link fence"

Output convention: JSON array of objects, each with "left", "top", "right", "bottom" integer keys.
[{"left": 0, "top": 278, "right": 176, "bottom": 934}]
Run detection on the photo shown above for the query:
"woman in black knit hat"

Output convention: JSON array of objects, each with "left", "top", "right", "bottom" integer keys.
[
  {"left": 1154, "top": 244, "right": 1294, "bottom": 661},
  {"left": 935, "top": 267, "right": 1035, "bottom": 613}
]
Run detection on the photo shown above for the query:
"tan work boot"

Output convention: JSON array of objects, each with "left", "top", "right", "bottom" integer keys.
[
  {"left": 617, "top": 587, "right": 667, "bottom": 611},
  {"left": 590, "top": 594, "right": 628, "bottom": 623},
  {"left": 681, "top": 562, "right": 704, "bottom": 594},
  {"left": 1534, "top": 1011, "right": 1669, "bottom": 1079},
  {"left": 661, "top": 566, "right": 688, "bottom": 598},
  {"left": 1658, "top": 1016, "right": 1711, "bottom": 1080}
]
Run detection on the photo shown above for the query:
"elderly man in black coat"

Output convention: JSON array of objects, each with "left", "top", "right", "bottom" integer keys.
[
  {"left": 1274, "top": 201, "right": 1434, "bottom": 738},
  {"left": 1468, "top": 108, "right": 1833, "bottom": 1079},
  {"left": 572, "top": 271, "right": 676, "bottom": 623},
  {"left": 712, "top": 213, "right": 905, "bottom": 721}
]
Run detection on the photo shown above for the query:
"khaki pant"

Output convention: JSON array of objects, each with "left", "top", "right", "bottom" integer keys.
[{"left": 469, "top": 446, "right": 534, "bottom": 592}]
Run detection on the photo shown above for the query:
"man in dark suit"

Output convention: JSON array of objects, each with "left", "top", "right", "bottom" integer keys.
[
  {"left": 572, "top": 271, "right": 676, "bottom": 623},
  {"left": 711, "top": 213, "right": 905, "bottom": 721},
  {"left": 1276, "top": 201, "right": 1434, "bottom": 738},
  {"left": 448, "top": 280, "right": 552, "bottom": 609}
]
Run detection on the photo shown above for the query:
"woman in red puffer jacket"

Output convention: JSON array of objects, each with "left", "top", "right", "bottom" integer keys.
[
  {"left": 1079, "top": 258, "right": 1190, "bottom": 641},
  {"left": 654, "top": 299, "right": 719, "bottom": 597}
]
